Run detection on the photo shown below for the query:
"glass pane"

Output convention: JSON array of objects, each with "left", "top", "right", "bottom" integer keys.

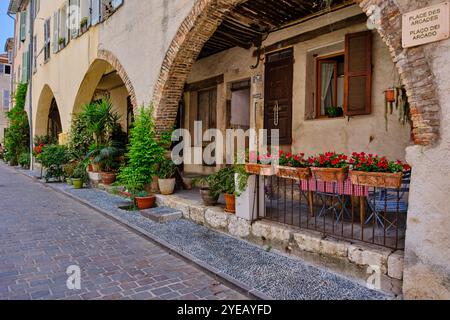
[{"left": 320, "top": 62, "right": 335, "bottom": 116}]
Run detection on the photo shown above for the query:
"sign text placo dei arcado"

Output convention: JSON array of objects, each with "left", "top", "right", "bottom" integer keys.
[{"left": 402, "top": 2, "right": 450, "bottom": 48}]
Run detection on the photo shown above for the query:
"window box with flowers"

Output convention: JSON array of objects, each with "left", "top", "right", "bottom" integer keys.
[
  {"left": 245, "top": 152, "right": 276, "bottom": 176},
  {"left": 349, "top": 152, "right": 411, "bottom": 189},
  {"left": 276, "top": 151, "right": 311, "bottom": 180},
  {"left": 308, "top": 152, "right": 349, "bottom": 183}
]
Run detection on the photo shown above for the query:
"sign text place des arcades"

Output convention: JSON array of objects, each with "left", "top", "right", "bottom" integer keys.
[{"left": 402, "top": 2, "right": 450, "bottom": 48}]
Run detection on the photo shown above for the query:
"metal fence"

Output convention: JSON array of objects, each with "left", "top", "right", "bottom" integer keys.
[{"left": 260, "top": 174, "right": 410, "bottom": 250}]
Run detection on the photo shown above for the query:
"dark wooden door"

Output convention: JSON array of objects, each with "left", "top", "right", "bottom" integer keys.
[{"left": 264, "top": 48, "right": 293, "bottom": 145}]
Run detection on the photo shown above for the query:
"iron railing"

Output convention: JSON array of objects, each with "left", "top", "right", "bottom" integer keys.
[{"left": 259, "top": 174, "right": 410, "bottom": 250}]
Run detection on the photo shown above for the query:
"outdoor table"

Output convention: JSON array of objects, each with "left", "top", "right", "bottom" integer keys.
[{"left": 299, "top": 178, "right": 369, "bottom": 224}]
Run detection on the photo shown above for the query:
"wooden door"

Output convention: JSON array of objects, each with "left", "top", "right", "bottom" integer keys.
[{"left": 264, "top": 48, "right": 293, "bottom": 146}]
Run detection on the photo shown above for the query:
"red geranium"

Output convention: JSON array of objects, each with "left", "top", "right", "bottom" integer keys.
[
  {"left": 351, "top": 152, "right": 411, "bottom": 173},
  {"left": 308, "top": 152, "right": 348, "bottom": 168}
]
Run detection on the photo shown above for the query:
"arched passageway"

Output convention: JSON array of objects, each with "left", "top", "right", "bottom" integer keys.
[
  {"left": 35, "top": 85, "right": 62, "bottom": 140},
  {"left": 152, "top": 0, "right": 439, "bottom": 146},
  {"left": 72, "top": 50, "right": 136, "bottom": 134}
]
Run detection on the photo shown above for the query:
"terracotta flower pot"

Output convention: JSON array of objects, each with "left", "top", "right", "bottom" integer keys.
[
  {"left": 200, "top": 188, "right": 219, "bottom": 206},
  {"left": 158, "top": 178, "right": 176, "bottom": 195},
  {"left": 101, "top": 172, "right": 117, "bottom": 185},
  {"left": 311, "top": 167, "right": 349, "bottom": 183},
  {"left": 385, "top": 88, "right": 396, "bottom": 103},
  {"left": 277, "top": 166, "right": 311, "bottom": 180},
  {"left": 350, "top": 171, "right": 403, "bottom": 189},
  {"left": 245, "top": 163, "right": 275, "bottom": 176},
  {"left": 72, "top": 179, "right": 84, "bottom": 189},
  {"left": 135, "top": 195, "right": 156, "bottom": 210},
  {"left": 224, "top": 194, "right": 236, "bottom": 214}
]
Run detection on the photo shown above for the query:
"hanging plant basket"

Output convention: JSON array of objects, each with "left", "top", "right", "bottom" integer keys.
[
  {"left": 350, "top": 171, "right": 403, "bottom": 189},
  {"left": 385, "top": 88, "right": 396, "bottom": 103},
  {"left": 245, "top": 163, "right": 275, "bottom": 176},
  {"left": 277, "top": 166, "right": 311, "bottom": 180},
  {"left": 311, "top": 167, "right": 349, "bottom": 183}
]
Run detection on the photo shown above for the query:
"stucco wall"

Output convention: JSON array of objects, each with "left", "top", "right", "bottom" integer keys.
[
  {"left": 185, "top": 6, "right": 411, "bottom": 162},
  {"left": 98, "top": 0, "right": 196, "bottom": 107},
  {"left": 400, "top": 0, "right": 450, "bottom": 300}
]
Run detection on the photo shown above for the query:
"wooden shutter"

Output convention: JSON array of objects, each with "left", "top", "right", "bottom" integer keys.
[
  {"left": 20, "top": 11, "right": 27, "bottom": 41},
  {"left": 90, "top": 0, "right": 100, "bottom": 25},
  {"left": 344, "top": 31, "right": 372, "bottom": 116},
  {"left": 53, "top": 11, "right": 59, "bottom": 53},
  {"left": 112, "top": 0, "right": 123, "bottom": 10}
]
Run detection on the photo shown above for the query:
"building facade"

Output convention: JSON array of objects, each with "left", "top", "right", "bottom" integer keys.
[
  {"left": 7, "top": 0, "right": 450, "bottom": 299},
  {"left": 0, "top": 53, "right": 12, "bottom": 142}
]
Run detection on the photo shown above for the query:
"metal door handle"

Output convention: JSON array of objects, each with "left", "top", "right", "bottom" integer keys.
[{"left": 274, "top": 101, "right": 279, "bottom": 126}]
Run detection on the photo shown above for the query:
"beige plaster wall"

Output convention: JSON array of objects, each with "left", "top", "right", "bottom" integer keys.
[
  {"left": 185, "top": 6, "right": 411, "bottom": 162},
  {"left": 98, "top": 0, "right": 196, "bottom": 107},
  {"left": 399, "top": 0, "right": 450, "bottom": 300},
  {"left": 32, "top": 0, "right": 100, "bottom": 135}
]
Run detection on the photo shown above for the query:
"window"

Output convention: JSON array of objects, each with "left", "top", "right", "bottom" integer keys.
[
  {"left": 230, "top": 80, "right": 251, "bottom": 129},
  {"left": 0, "top": 64, "right": 11, "bottom": 75},
  {"left": 69, "top": 0, "right": 80, "bottom": 38},
  {"left": 2, "top": 90, "right": 10, "bottom": 110},
  {"left": 44, "top": 19, "right": 51, "bottom": 61},
  {"left": 316, "top": 54, "right": 345, "bottom": 117},
  {"left": 305, "top": 31, "right": 373, "bottom": 120}
]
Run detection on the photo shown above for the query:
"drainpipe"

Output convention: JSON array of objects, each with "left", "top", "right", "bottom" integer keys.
[{"left": 28, "top": 0, "right": 35, "bottom": 171}]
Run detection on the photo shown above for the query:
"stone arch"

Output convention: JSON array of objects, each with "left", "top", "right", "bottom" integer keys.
[
  {"left": 151, "top": 0, "right": 440, "bottom": 146},
  {"left": 72, "top": 49, "right": 137, "bottom": 115},
  {"left": 35, "top": 84, "right": 62, "bottom": 138}
]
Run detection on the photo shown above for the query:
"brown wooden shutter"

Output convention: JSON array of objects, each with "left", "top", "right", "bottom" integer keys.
[{"left": 344, "top": 31, "right": 372, "bottom": 116}]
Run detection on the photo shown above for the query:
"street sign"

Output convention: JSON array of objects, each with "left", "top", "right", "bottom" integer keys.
[{"left": 402, "top": 2, "right": 450, "bottom": 48}]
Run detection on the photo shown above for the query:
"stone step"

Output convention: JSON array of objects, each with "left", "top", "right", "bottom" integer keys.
[{"left": 140, "top": 207, "right": 183, "bottom": 223}]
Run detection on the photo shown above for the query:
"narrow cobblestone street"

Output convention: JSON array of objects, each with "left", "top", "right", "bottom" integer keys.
[{"left": 0, "top": 164, "right": 246, "bottom": 300}]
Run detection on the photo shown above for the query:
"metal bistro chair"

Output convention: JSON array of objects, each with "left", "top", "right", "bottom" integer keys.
[
  {"left": 366, "top": 171, "right": 411, "bottom": 230},
  {"left": 316, "top": 181, "right": 351, "bottom": 224}
]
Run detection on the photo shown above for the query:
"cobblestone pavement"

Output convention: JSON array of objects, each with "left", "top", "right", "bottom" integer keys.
[{"left": 0, "top": 164, "right": 247, "bottom": 300}]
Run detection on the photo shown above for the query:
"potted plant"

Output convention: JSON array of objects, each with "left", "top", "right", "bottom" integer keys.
[
  {"left": 349, "top": 152, "right": 411, "bottom": 189},
  {"left": 80, "top": 17, "right": 89, "bottom": 33},
  {"left": 72, "top": 162, "right": 88, "bottom": 189},
  {"left": 118, "top": 106, "right": 166, "bottom": 194},
  {"left": 194, "top": 174, "right": 221, "bottom": 206},
  {"left": 326, "top": 106, "right": 344, "bottom": 118},
  {"left": 63, "top": 162, "right": 77, "bottom": 185},
  {"left": 124, "top": 171, "right": 155, "bottom": 210},
  {"left": 217, "top": 167, "right": 237, "bottom": 213},
  {"left": 245, "top": 151, "right": 275, "bottom": 176},
  {"left": 277, "top": 151, "right": 311, "bottom": 180},
  {"left": 385, "top": 87, "right": 396, "bottom": 103},
  {"left": 308, "top": 152, "right": 349, "bottom": 183},
  {"left": 58, "top": 37, "right": 66, "bottom": 50},
  {"left": 157, "top": 159, "right": 177, "bottom": 195},
  {"left": 91, "top": 144, "right": 122, "bottom": 185}
]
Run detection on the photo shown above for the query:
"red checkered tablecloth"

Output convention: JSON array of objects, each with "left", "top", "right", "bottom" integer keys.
[{"left": 300, "top": 178, "right": 369, "bottom": 197}]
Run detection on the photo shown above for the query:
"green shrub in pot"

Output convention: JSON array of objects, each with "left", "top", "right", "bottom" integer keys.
[{"left": 157, "top": 159, "right": 178, "bottom": 195}]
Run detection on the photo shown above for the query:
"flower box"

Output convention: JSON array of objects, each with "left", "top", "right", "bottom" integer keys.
[
  {"left": 350, "top": 171, "right": 403, "bottom": 189},
  {"left": 245, "top": 163, "right": 275, "bottom": 176},
  {"left": 310, "top": 167, "right": 349, "bottom": 183},
  {"left": 277, "top": 166, "right": 311, "bottom": 180}
]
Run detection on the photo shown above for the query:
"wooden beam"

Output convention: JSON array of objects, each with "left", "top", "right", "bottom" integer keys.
[
  {"left": 253, "top": 13, "right": 368, "bottom": 56},
  {"left": 185, "top": 75, "right": 224, "bottom": 92}
]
